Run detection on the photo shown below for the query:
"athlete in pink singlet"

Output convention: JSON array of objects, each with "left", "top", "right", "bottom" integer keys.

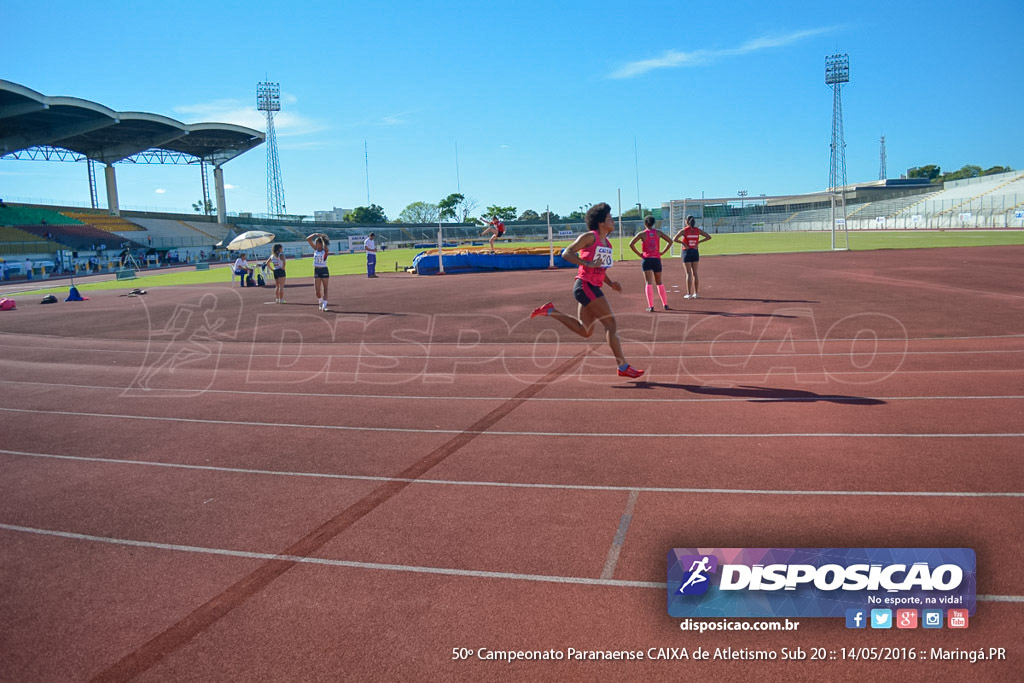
[
  {"left": 530, "top": 202, "right": 644, "bottom": 379},
  {"left": 628, "top": 215, "right": 673, "bottom": 311}
]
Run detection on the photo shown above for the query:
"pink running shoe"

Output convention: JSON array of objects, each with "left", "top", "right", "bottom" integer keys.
[
  {"left": 617, "top": 365, "right": 645, "bottom": 378},
  {"left": 530, "top": 302, "right": 555, "bottom": 318}
]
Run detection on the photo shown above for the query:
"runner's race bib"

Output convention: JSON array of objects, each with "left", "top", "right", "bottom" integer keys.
[{"left": 596, "top": 246, "right": 613, "bottom": 268}]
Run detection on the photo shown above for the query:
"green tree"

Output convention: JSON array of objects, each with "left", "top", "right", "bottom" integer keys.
[
  {"left": 345, "top": 204, "right": 388, "bottom": 223},
  {"left": 484, "top": 205, "right": 517, "bottom": 222},
  {"left": 438, "top": 193, "right": 478, "bottom": 222},
  {"left": 908, "top": 165, "right": 942, "bottom": 182},
  {"left": 941, "top": 165, "right": 982, "bottom": 183},
  {"left": 438, "top": 193, "right": 464, "bottom": 222},
  {"left": 192, "top": 199, "right": 214, "bottom": 215},
  {"left": 566, "top": 210, "right": 585, "bottom": 220},
  {"left": 539, "top": 210, "right": 560, "bottom": 222},
  {"left": 518, "top": 209, "right": 539, "bottom": 221},
  {"left": 981, "top": 165, "right": 1013, "bottom": 176},
  {"left": 398, "top": 201, "right": 439, "bottom": 223}
]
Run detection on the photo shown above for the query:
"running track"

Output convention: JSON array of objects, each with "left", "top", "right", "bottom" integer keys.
[{"left": 1, "top": 246, "right": 1022, "bottom": 681}]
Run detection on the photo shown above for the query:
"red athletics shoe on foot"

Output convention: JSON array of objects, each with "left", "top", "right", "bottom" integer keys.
[
  {"left": 617, "top": 365, "right": 645, "bottom": 378},
  {"left": 530, "top": 302, "right": 554, "bottom": 318}
]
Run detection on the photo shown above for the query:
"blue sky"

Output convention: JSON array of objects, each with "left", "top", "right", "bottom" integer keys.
[{"left": 2, "top": 0, "right": 1021, "bottom": 219}]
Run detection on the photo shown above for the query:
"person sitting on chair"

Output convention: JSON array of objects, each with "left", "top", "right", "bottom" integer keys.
[{"left": 233, "top": 254, "right": 253, "bottom": 286}]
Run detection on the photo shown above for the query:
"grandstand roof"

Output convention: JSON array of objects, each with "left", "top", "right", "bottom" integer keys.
[{"left": 0, "top": 80, "right": 264, "bottom": 165}]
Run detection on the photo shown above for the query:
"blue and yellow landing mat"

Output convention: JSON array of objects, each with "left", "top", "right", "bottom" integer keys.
[{"left": 412, "top": 246, "right": 573, "bottom": 275}]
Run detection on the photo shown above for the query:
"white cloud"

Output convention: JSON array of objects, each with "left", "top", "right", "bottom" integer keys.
[
  {"left": 610, "top": 27, "right": 837, "bottom": 79},
  {"left": 224, "top": 184, "right": 237, "bottom": 190},
  {"left": 154, "top": 188, "right": 167, "bottom": 194},
  {"left": 173, "top": 96, "right": 328, "bottom": 136},
  {"left": 380, "top": 111, "right": 416, "bottom": 126}
]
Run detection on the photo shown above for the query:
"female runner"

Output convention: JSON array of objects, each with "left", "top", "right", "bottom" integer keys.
[{"left": 530, "top": 202, "right": 644, "bottom": 378}]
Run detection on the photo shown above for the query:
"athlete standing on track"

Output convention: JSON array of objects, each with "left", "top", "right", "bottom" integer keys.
[
  {"left": 530, "top": 202, "right": 645, "bottom": 379},
  {"left": 672, "top": 216, "right": 711, "bottom": 299},
  {"left": 306, "top": 232, "right": 330, "bottom": 311},
  {"left": 265, "top": 243, "right": 287, "bottom": 304},
  {"left": 628, "top": 215, "right": 673, "bottom": 312}
]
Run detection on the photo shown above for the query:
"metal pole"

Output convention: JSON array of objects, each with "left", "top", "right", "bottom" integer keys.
[
  {"left": 437, "top": 219, "right": 444, "bottom": 274},
  {"left": 617, "top": 189, "right": 622, "bottom": 261},
  {"left": 547, "top": 204, "right": 554, "bottom": 269}
]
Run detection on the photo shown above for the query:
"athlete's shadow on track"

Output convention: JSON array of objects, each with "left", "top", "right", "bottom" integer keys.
[
  {"left": 289, "top": 303, "right": 408, "bottom": 316},
  {"left": 692, "top": 297, "right": 819, "bottom": 304},
  {"left": 660, "top": 309, "right": 800, "bottom": 319},
  {"left": 616, "top": 382, "right": 885, "bottom": 405}
]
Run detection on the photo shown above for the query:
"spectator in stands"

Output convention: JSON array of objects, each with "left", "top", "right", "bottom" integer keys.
[
  {"left": 233, "top": 254, "right": 253, "bottom": 286},
  {"left": 24, "top": 259, "right": 33, "bottom": 280}
]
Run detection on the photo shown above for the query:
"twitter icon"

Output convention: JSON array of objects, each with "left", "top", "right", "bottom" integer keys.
[{"left": 870, "top": 609, "right": 893, "bottom": 629}]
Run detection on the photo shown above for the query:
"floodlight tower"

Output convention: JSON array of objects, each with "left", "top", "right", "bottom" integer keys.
[
  {"left": 879, "top": 134, "right": 887, "bottom": 180},
  {"left": 257, "top": 81, "right": 287, "bottom": 217},
  {"left": 825, "top": 53, "right": 849, "bottom": 250}
]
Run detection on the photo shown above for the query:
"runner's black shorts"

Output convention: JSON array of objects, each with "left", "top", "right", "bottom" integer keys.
[{"left": 641, "top": 257, "right": 662, "bottom": 272}]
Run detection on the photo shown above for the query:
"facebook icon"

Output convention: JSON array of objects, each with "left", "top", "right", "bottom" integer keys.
[{"left": 845, "top": 608, "right": 867, "bottom": 629}]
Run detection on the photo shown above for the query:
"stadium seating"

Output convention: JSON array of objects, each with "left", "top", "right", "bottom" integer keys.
[
  {"left": 127, "top": 217, "right": 224, "bottom": 247},
  {"left": 0, "top": 226, "right": 63, "bottom": 255},
  {"left": 14, "top": 223, "right": 145, "bottom": 251},
  {"left": 60, "top": 210, "right": 144, "bottom": 231},
  {"left": 0, "top": 205, "right": 82, "bottom": 226}
]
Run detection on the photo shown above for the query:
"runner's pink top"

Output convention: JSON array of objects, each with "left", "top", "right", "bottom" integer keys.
[
  {"left": 576, "top": 233, "right": 613, "bottom": 287},
  {"left": 641, "top": 228, "right": 662, "bottom": 258}
]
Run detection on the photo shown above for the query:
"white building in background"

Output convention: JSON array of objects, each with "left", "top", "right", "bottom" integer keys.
[{"left": 314, "top": 207, "right": 352, "bottom": 222}]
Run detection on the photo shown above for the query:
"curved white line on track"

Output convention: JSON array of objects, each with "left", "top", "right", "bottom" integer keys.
[
  {"left": 3, "top": 379, "right": 1024, "bottom": 404},
  {"left": 1, "top": 408, "right": 1023, "bottom": 438},
  {"left": 2, "top": 523, "right": 1022, "bottom": 601},
  {"left": 3, "top": 449, "right": 1021, "bottom": 497}
]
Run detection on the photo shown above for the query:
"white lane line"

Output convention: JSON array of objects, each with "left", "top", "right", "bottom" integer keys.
[
  {"left": 1, "top": 523, "right": 1021, "bottom": 601},
  {"left": 4, "top": 379, "right": 1024, "bottom": 404},
  {"left": 3, "top": 360, "right": 1021, "bottom": 380},
  {"left": 2, "top": 407, "right": 1023, "bottom": 438},
  {"left": 601, "top": 490, "right": 641, "bottom": 580},
  {"left": 2, "top": 407, "right": 1023, "bottom": 439},
  {"left": 0, "top": 522, "right": 660, "bottom": 589},
  {"left": 2, "top": 450, "right": 1022, "bottom": 497},
  {"left": 2, "top": 332, "right": 1021, "bottom": 347},
  {"left": 1, "top": 343, "right": 1022, "bottom": 360}
]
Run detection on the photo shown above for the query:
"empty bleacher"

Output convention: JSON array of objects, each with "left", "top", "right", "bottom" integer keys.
[
  {"left": 59, "top": 210, "right": 144, "bottom": 232},
  {"left": 15, "top": 223, "right": 145, "bottom": 251},
  {"left": 0, "top": 204, "right": 82, "bottom": 226},
  {"left": 0, "top": 226, "right": 63, "bottom": 255},
  {"left": 127, "top": 217, "right": 225, "bottom": 248}
]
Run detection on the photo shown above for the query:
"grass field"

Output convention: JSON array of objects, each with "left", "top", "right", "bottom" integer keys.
[{"left": 10, "top": 229, "right": 1024, "bottom": 297}]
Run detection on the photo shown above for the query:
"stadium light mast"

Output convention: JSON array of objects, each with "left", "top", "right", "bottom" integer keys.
[
  {"left": 826, "top": 53, "right": 849, "bottom": 250},
  {"left": 879, "top": 134, "right": 887, "bottom": 180},
  {"left": 257, "top": 81, "right": 287, "bottom": 217}
]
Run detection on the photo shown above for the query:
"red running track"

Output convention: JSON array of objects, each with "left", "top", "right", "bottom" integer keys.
[{"left": 0, "top": 246, "right": 1022, "bottom": 681}]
